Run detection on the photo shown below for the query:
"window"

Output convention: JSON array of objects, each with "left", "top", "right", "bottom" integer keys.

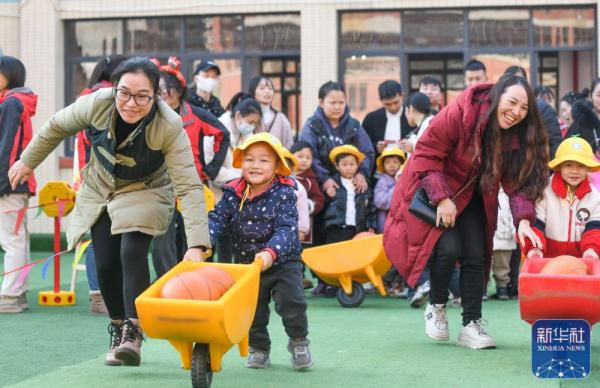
[
  {"left": 533, "top": 8, "right": 595, "bottom": 48},
  {"left": 343, "top": 56, "right": 401, "bottom": 121},
  {"left": 473, "top": 53, "right": 531, "bottom": 83},
  {"left": 469, "top": 10, "right": 529, "bottom": 48},
  {"left": 126, "top": 18, "right": 180, "bottom": 53},
  {"left": 403, "top": 10, "right": 464, "bottom": 48},
  {"left": 67, "top": 20, "right": 123, "bottom": 56},
  {"left": 340, "top": 12, "right": 401, "bottom": 50},
  {"left": 185, "top": 16, "right": 242, "bottom": 53},
  {"left": 408, "top": 54, "right": 463, "bottom": 105},
  {"left": 244, "top": 14, "right": 300, "bottom": 51}
]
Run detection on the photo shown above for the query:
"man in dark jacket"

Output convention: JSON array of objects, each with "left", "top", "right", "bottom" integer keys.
[
  {"left": 187, "top": 59, "right": 225, "bottom": 118},
  {"left": 537, "top": 98, "right": 563, "bottom": 159},
  {"left": 362, "top": 80, "right": 414, "bottom": 159}
]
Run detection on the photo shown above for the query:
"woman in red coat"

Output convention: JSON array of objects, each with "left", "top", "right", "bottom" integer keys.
[{"left": 383, "top": 75, "right": 548, "bottom": 349}]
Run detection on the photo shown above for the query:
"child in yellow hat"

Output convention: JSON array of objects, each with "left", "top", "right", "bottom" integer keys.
[
  {"left": 374, "top": 146, "right": 406, "bottom": 233},
  {"left": 521, "top": 137, "right": 600, "bottom": 259},
  {"left": 324, "top": 145, "right": 377, "bottom": 245},
  {"left": 208, "top": 132, "right": 312, "bottom": 370}
]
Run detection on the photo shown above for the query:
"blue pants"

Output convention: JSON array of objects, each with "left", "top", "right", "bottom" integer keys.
[{"left": 85, "top": 244, "right": 100, "bottom": 292}]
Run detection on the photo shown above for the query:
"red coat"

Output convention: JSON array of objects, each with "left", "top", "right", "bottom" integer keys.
[{"left": 383, "top": 84, "right": 537, "bottom": 287}]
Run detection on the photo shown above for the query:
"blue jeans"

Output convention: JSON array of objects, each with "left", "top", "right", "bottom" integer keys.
[{"left": 85, "top": 244, "right": 100, "bottom": 292}]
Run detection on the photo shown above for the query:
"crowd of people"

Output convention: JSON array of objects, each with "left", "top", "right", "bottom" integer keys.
[{"left": 1, "top": 53, "right": 599, "bottom": 369}]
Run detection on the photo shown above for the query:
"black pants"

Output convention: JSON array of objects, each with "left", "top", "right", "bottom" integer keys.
[
  {"left": 428, "top": 192, "right": 486, "bottom": 325},
  {"left": 91, "top": 211, "right": 152, "bottom": 320},
  {"left": 250, "top": 262, "right": 309, "bottom": 351},
  {"left": 152, "top": 211, "right": 186, "bottom": 279},
  {"left": 325, "top": 225, "right": 356, "bottom": 244},
  {"left": 216, "top": 232, "right": 233, "bottom": 263}
]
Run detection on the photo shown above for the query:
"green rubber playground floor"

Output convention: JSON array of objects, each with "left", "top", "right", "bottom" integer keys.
[{"left": 1, "top": 252, "right": 599, "bottom": 388}]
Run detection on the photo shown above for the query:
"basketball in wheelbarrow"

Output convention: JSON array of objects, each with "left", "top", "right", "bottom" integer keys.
[
  {"left": 136, "top": 259, "right": 262, "bottom": 387},
  {"left": 302, "top": 233, "right": 391, "bottom": 307},
  {"left": 519, "top": 255, "right": 600, "bottom": 325}
]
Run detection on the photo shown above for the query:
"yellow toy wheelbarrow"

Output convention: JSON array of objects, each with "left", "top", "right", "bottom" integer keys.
[
  {"left": 302, "top": 234, "right": 391, "bottom": 307},
  {"left": 136, "top": 260, "right": 262, "bottom": 388}
]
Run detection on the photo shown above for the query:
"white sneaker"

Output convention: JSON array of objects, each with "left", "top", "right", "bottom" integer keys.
[
  {"left": 0, "top": 295, "right": 23, "bottom": 314},
  {"left": 457, "top": 320, "right": 497, "bottom": 349},
  {"left": 410, "top": 281, "right": 430, "bottom": 308},
  {"left": 424, "top": 303, "right": 449, "bottom": 341}
]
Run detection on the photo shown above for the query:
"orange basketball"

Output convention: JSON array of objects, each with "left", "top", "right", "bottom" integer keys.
[
  {"left": 195, "top": 266, "right": 235, "bottom": 296},
  {"left": 353, "top": 231, "right": 376, "bottom": 240},
  {"left": 540, "top": 255, "right": 588, "bottom": 276},
  {"left": 160, "top": 271, "right": 221, "bottom": 301}
]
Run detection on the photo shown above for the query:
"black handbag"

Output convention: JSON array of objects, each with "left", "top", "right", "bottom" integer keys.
[{"left": 409, "top": 176, "right": 476, "bottom": 227}]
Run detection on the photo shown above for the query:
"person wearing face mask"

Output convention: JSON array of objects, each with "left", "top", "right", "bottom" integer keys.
[
  {"left": 8, "top": 57, "right": 211, "bottom": 366},
  {"left": 151, "top": 56, "right": 230, "bottom": 274},
  {"left": 204, "top": 93, "right": 262, "bottom": 264},
  {"left": 187, "top": 59, "right": 225, "bottom": 118},
  {"left": 248, "top": 75, "right": 295, "bottom": 149},
  {"left": 384, "top": 75, "right": 550, "bottom": 349}
]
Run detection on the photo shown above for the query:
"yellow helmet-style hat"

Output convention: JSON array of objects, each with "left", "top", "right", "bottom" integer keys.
[
  {"left": 548, "top": 137, "right": 600, "bottom": 172},
  {"left": 376, "top": 146, "right": 407, "bottom": 173},
  {"left": 232, "top": 132, "right": 292, "bottom": 176},
  {"left": 281, "top": 147, "right": 300, "bottom": 172},
  {"left": 328, "top": 144, "right": 365, "bottom": 165}
]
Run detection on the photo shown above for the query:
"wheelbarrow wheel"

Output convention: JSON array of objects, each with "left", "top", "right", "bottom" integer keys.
[
  {"left": 337, "top": 281, "right": 365, "bottom": 308},
  {"left": 191, "top": 343, "right": 212, "bottom": 388}
]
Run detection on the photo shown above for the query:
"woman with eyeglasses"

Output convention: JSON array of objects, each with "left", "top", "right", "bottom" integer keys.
[{"left": 8, "top": 57, "right": 211, "bottom": 367}]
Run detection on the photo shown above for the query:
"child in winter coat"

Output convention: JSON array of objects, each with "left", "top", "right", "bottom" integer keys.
[
  {"left": 282, "top": 148, "right": 310, "bottom": 241},
  {"left": 522, "top": 137, "right": 600, "bottom": 259},
  {"left": 208, "top": 133, "right": 312, "bottom": 370},
  {"left": 291, "top": 141, "right": 325, "bottom": 224},
  {"left": 324, "top": 145, "right": 377, "bottom": 244},
  {"left": 374, "top": 146, "right": 406, "bottom": 233},
  {"left": 492, "top": 188, "right": 516, "bottom": 300}
]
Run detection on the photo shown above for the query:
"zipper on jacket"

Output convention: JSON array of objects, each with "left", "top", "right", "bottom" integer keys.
[{"left": 567, "top": 204, "right": 573, "bottom": 242}]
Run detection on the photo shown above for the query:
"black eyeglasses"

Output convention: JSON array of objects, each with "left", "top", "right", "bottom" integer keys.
[{"left": 115, "top": 88, "right": 154, "bottom": 106}]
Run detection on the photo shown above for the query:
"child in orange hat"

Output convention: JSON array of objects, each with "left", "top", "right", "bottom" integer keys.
[
  {"left": 208, "top": 133, "right": 312, "bottom": 370},
  {"left": 324, "top": 145, "right": 377, "bottom": 244}
]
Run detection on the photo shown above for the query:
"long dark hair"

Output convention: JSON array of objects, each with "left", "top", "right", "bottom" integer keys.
[{"left": 479, "top": 74, "right": 549, "bottom": 201}]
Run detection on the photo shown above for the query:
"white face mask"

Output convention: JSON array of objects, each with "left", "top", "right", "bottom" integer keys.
[
  {"left": 195, "top": 76, "right": 218, "bottom": 94},
  {"left": 238, "top": 119, "right": 256, "bottom": 136}
]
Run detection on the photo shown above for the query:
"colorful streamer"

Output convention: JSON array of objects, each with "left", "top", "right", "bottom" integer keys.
[
  {"left": 72, "top": 240, "right": 92, "bottom": 269},
  {"left": 14, "top": 207, "right": 26, "bottom": 235}
]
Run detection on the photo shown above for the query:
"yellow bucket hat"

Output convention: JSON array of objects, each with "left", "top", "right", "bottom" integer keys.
[
  {"left": 376, "top": 146, "right": 406, "bottom": 173},
  {"left": 548, "top": 137, "right": 600, "bottom": 172},
  {"left": 281, "top": 147, "right": 300, "bottom": 172},
  {"left": 232, "top": 132, "right": 292, "bottom": 176},
  {"left": 328, "top": 144, "right": 365, "bottom": 165}
]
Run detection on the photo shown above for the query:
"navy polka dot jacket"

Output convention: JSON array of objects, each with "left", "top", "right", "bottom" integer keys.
[{"left": 208, "top": 176, "right": 303, "bottom": 267}]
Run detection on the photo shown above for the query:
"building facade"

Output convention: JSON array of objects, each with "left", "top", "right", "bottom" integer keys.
[{"left": 0, "top": 0, "right": 597, "bottom": 233}]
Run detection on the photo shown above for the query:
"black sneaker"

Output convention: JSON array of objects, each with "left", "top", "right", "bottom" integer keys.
[
  {"left": 311, "top": 283, "right": 327, "bottom": 297},
  {"left": 496, "top": 287, "right": 509, "bottom": 301}
]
